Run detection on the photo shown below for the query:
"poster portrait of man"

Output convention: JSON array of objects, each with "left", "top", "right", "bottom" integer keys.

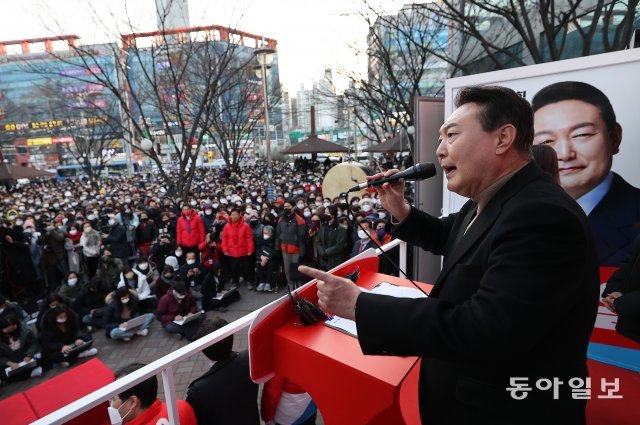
[{"left": 532, "top": 81, "right": 640, "bottom": 267}]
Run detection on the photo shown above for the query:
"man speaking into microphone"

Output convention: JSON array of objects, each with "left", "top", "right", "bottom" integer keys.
[{"left": 299, "top": 86, "right": 599, "bottom": 425}]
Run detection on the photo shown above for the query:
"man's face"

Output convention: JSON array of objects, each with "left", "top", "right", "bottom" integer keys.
[
  {"left": 533, "top": 100, "right": 620, "bottom": 199},
  {"left": 437, "top": 103, "right": 501, "bottom": 199}
]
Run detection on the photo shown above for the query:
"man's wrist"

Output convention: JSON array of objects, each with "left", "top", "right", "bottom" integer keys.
[{"left": 390, "top": 203, "right": 411, "bottom": 225}]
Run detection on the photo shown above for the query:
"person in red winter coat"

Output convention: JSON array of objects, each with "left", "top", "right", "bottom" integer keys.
[
  {"left": 221, "top": 209, "right": 255, "bottom": 289},
  {"left": 176, "top": 205, "right": 205, "bottom": 260}
]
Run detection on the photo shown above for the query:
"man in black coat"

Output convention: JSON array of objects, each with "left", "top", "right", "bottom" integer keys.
[
  {"left": 186, "top": 317, "right": 260, "bottom": 425},
  {"left": 102, "top": 217, "right": 130, "bottom": 261},
  {"left": 301, "top": 86, "right": 599, "bottom": 425}
]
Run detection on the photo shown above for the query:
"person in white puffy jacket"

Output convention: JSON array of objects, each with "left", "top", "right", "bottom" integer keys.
[{"left": 117, "top": 267, "right": 155, "bottom": 312}]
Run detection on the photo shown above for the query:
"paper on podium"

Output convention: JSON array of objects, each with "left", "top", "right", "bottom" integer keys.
[{"left": 323, "top": 281, "right": 428, "bottom": 338}]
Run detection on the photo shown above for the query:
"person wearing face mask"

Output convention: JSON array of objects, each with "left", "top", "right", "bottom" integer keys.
[
  {"left": 176, "top": 204, "right": 205, "bottom": 261},
  {"left": 0, "top": 314, "right": 42, "bottom": 383},
  {"left": 221, "top": 209, "right": 255, "bottom": 290},
  {"left": 107, "top": 363, "right": 197, "bottom": 425},
  {"left": 200, "top": 203, "right": 216, "bottom": 233},
  {"left": 350, "top": 219, "right": 378, "bottom": 257},
  {"left": 275, "top": 201, "right": 307, "bottom": 288},
  {"left": 116, "top": 205, "right": 139, "bottom": 253},
  {"left": 156, "top": 282, "right": 201, "bottom": 340},
  {"left": 0, "top": 295, "right": 28, "bottom": 326},
  {"left": 117, "top": 267, "right": 154, "bottom": 313},
  {"left": 134, "top": 213, "right": 158, "bottom": 259},
  {"left": 134, "top": 258, "right": 159, "bottom": 289},
  {"left": 103, "top": 287, "right": 154, "bottom": 341},
  {"left": 179, "top": 252, "right": 206, "bottom": 297},
  {"left": 246, "top": 211, "right": 264, "bottom": 290},
  {"left": 80, "top": 223, "right": 101, "bottom": 278},
  {"left": 38, "top": 220, "right": 69, "bottom": 293},
  {"left": 103, "top": 216, "right": 131, "bottom": 262},
  {"left": 315, "top": 205, "right": 347, "bottom": 272},
  {"left": 255, "top": 225, "right": 277, "bottom": 293},
  {"left": 56, "top": 272, "right": 83, "bottom": 306},
  {"left": 40, "top": 304, "right": 96, "bottom": 369},
  {"left": 64, "top": 224, "right": 83, "bottom": 274}
]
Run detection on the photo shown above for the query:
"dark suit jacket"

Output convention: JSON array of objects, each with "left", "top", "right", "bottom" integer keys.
[
  {"left": 602, "top": 234, "right": 640, "bottom": 343},
  {"left": 355, "top": 162, "right": 599, "bottom": 425},
  {"left": 185, "top": 350, "right": 260, "bottom": 425},
  {"left": 350, "top": 238, "right": 378, "bottom": 258},
  {"left": 589, "top": 173, "right": 640, "bottom": 267}
]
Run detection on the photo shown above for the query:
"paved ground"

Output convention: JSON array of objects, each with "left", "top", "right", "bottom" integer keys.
[{"left": 0, "top": 284, "right": 324, "bottom": 422}]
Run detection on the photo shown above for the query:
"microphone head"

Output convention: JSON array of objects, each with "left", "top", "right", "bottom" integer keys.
[{"left": 414, "top": 162, "right": 437, "bottom": 179}]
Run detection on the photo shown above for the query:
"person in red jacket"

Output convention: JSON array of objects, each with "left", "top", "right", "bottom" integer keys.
[
  {"left": 221, "top": 209, "right": 255, "bottom": 289},
  {"left": 109, "top": 362, "right": 197, "bottom": 425},
  {"left": 176, "top": 204, "right": 205, "bottom": 261}
]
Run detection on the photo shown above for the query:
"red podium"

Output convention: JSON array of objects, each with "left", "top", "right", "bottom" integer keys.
[{"left": 249, "top": 254, "right": 430, "bottom": 424}]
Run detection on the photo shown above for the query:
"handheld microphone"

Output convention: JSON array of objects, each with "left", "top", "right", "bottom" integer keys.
[{"left": 347, "top": 162, "right": 437, "bottom": 192}]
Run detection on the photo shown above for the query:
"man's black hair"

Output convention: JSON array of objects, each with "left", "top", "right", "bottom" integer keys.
[
  {"left": 195, "top": 317, "right": 233, "bottom": 362},
  {"left": 115, "top": 363, "right": 157, "bottom": 409},
  {"left": 531, "top": 81, "right": 617, "bottom": 132},
  {"left": 455, "top": 86, "right": 534, "bottom": 154}
]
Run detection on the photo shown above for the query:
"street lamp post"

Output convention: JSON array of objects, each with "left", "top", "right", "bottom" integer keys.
[{"left": 253, "top": 44, "right": 275, "bottom": 190}]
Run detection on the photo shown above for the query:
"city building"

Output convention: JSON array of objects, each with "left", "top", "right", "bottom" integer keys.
[{"left": 0, "top": 37, "right": 121, "bottom": 168}]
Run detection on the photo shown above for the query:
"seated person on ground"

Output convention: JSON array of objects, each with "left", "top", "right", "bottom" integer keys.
[{"left": 103, "top": 287, "right": 154, "bottom": 341}]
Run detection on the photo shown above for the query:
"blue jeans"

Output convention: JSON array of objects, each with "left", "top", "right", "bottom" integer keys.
[{"left": 110, "top": 314, "right": 155, "bottom": 340}]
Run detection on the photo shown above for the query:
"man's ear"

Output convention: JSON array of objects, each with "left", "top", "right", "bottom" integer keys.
[
  {"left": 495, "top": 124, "right": 517, "bottom": 155},
  {"left": 610, "top": 123, "right": 622, "bottom": 155}
]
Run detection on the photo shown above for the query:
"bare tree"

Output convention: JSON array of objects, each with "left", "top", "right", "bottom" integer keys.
[
  {"left": 205, "top": 58, "right": 282, "bottom": 171},
  {"left": 343, "top": 0, "right": 638, "bottom": 148},
  {"left": 30, "top": 81, "right": 121, "bottom": 188},
  {"left": 338, "top": 3, "right": 450, "bottom": 148},
  {"left": 32, "top": 3, "right": 276, "bottom": 198},
  {"left": 416, "top": 0, "right": 639, "bottom": 75}
]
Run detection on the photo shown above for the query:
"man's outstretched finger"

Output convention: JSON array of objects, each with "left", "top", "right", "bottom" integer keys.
[{"left": 298, "top": 265, "right": 332, "bottom": 282}]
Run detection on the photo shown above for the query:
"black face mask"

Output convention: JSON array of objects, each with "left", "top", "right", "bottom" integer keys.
[{"left": 249, "top": 219, "right": 259, "bottom": 227}]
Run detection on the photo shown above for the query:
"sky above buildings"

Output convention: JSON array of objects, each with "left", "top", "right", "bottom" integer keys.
[{"left": 0, "top": 0, "right": 413, "bottom": 94}]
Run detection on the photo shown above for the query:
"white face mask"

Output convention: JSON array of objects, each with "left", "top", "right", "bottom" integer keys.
[
  {"left": 190, "top": 200, "right": 197, "bottom": 206},
  {"left": 303, "top": 211, "right": 311, "bottom": 217},
  {"left": 68, "top": 278, "right": 78, "bottom": 287},
  {"left": 57, "top": 317, "right": 67, "bottom": 324},
  {"left": 108, "top": 399, "right": 133, "bottom": 425},
  {"left": 138, "top": 263, "right": 149, "bottom": 271},
  {"left": 69, "top": 229, "right": 78, "bottom": 235},
  {"left": 175, "top": 292, "right": 186, "bottom": 300},
  {"left": 357, "top": 229, "right": 369, "bottom": 240},
  {"left": 263, "top": 234, "right": 270, "bottom": 240},
  {"left": 379, "top": 212, "right": 387, "bottom": 219},
  {"left": 121, "top": 298, "right": 130, "bottom": 304},
  {"left": 175, "top": 250, "right": 183, "bottom": 257},
  {"left": 362, "top": 205, "right": 372, "bottom": 212},
  {"left": 212, "top": 203, "right": 219, "bottom": 208},
  {"left": 296, "top": 203, "right": 305, "bottom": 209},
  {"left": 186, "top": 259, "right": 196, "bottom": 265},
  {"left": 108, "top": 219, "right": 116, "bottom": 226}
]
